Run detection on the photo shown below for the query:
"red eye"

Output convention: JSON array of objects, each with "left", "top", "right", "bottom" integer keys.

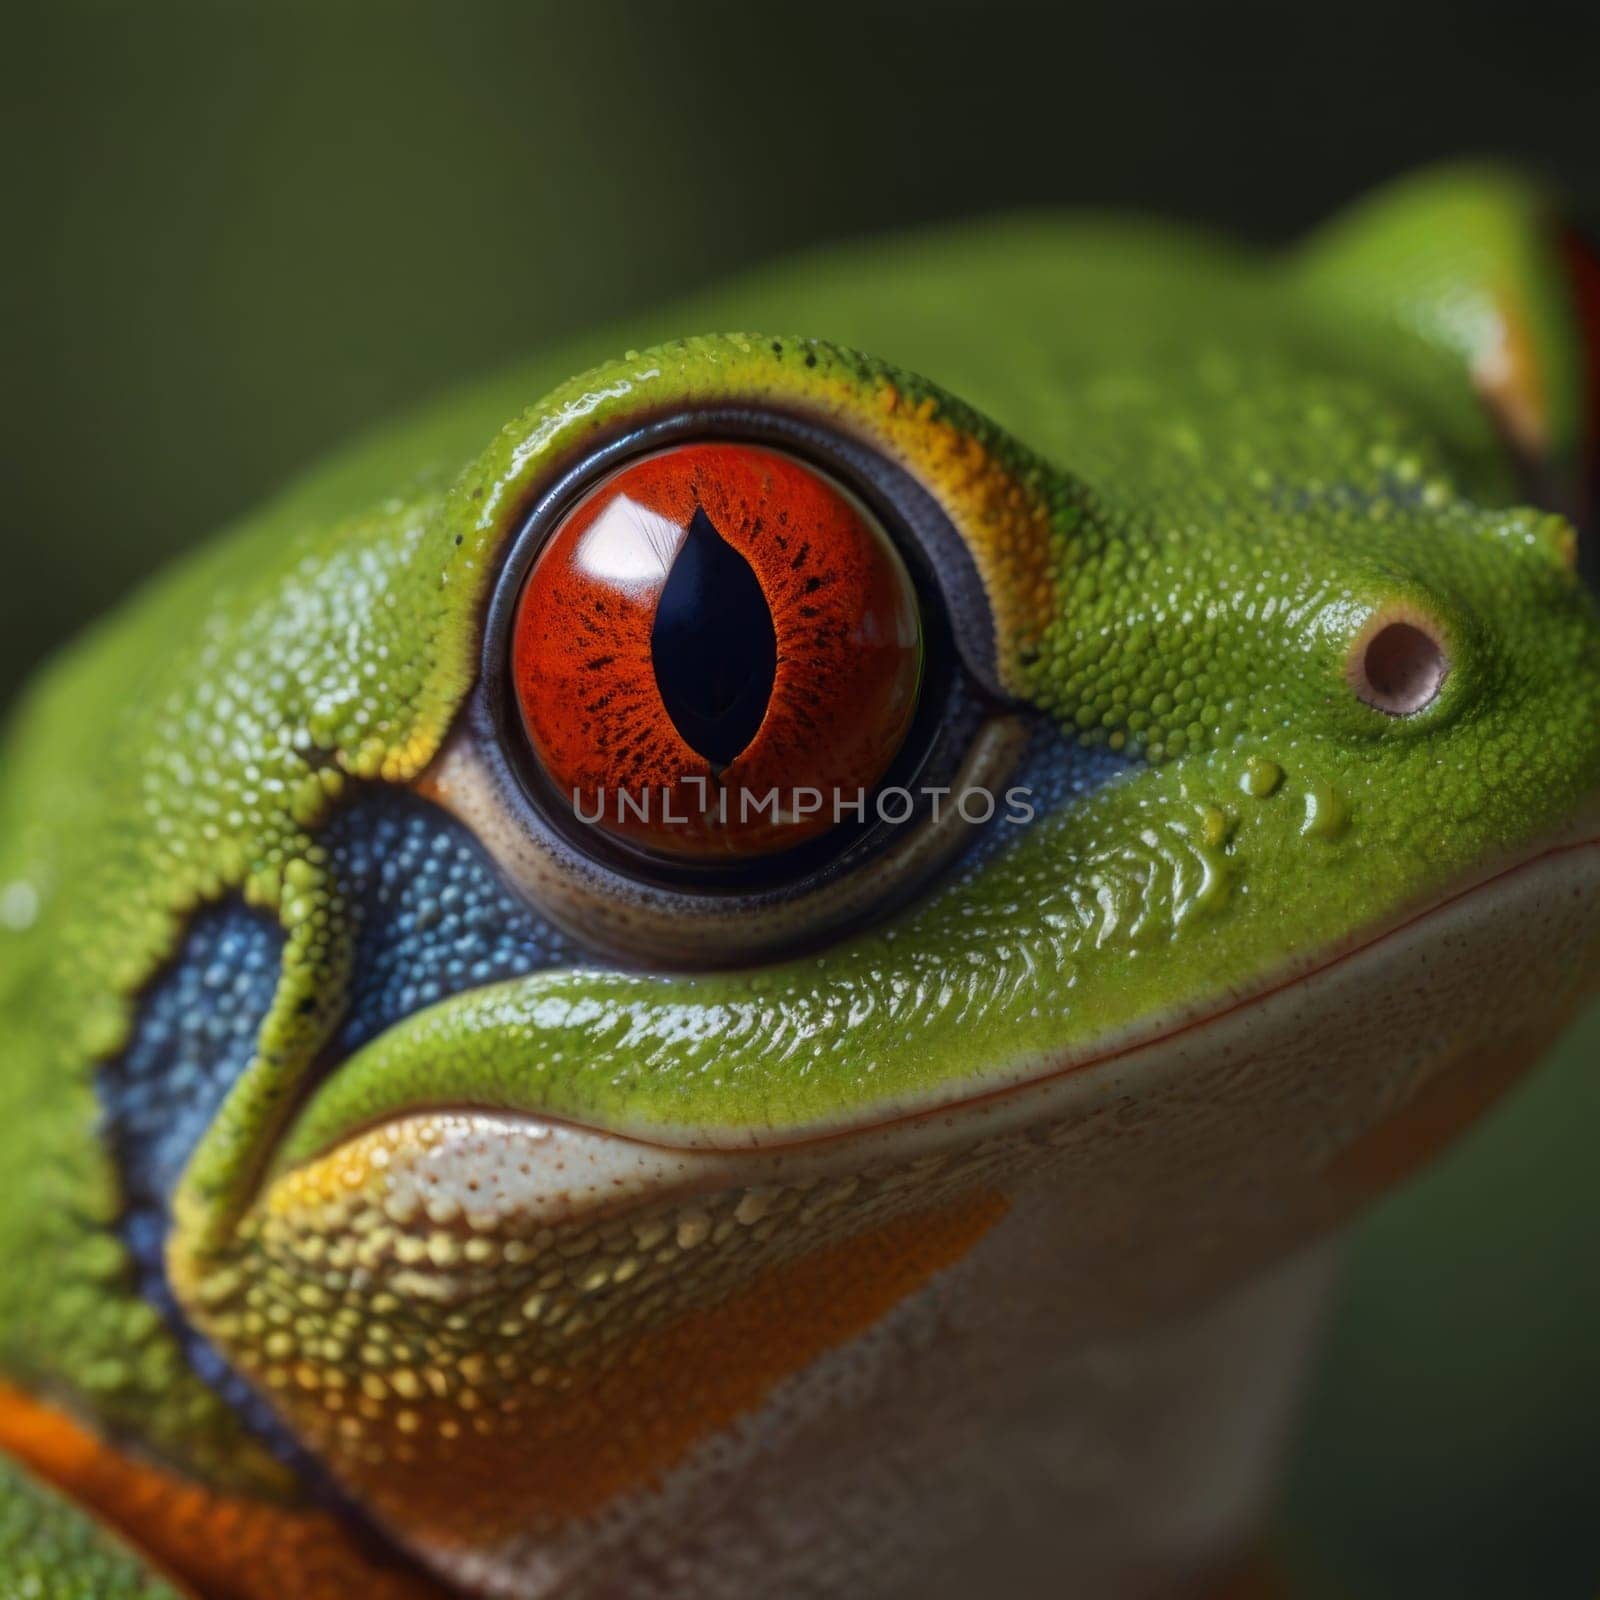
[{"left": 510, "top": 442, "right": 923, "bottom": 859}]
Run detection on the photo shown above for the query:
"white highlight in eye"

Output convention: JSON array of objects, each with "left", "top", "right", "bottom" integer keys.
[{"left": 573, "top": 495, "right": 687, "bottom": 589}]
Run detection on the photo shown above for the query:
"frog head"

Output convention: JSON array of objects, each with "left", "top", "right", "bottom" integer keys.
[{"left": 1, "top": 167, "right": 1597, "bottom": 1596}]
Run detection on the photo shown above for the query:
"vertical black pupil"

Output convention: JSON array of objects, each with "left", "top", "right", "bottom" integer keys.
[{"left": 650, "top": 507, "right": 778, "bottom": 768}]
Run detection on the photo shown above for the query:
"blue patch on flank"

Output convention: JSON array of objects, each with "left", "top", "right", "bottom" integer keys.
[
  {"left": 100, "top": 900, "right": 289, "bottom": 1446},
  {"left": 97, "top": 789, "right": 583, "bottom": 1465},
  {"left": 103, "top": 904, "right": 285, "bottom": 1216},
  {"left": 95, "top": 755, "right": 1120, "bottom": 1460},
  {"left": 320, "top": 791, "right": 579, "bottom": 1059},
  {"left": 101, "top": 791, "right": 582, "bottom": 1224},
  {"left": 955, "top": 718, "right": 1133, "bottom": 877}
]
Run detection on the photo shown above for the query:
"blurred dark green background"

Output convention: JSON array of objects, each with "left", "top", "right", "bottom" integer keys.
[{"left": 3, "top": 2, "right": 1597, "bottom": 1594}]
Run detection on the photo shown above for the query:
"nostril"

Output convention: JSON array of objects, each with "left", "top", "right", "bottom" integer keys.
[{"left": 1349, "top": 614, "right": 1449, "bottom": 716}]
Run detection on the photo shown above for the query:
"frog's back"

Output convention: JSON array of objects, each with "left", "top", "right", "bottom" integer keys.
[
  {"left": 286, "top": 183, "right": 1541, "bottom": 546},
  {"left": 263, "top": 212, "right": 1257, "bottom": 533}
]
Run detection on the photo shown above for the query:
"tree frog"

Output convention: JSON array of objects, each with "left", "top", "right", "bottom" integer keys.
[{"left": 0, "top": 166, "right": 1595, "bottom": 1599}]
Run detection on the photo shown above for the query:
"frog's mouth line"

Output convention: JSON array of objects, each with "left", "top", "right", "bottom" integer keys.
[
  {"left": 894, "top": 825, "right": 1600, "bottom": 1149},
  {"left": 276, "top": 821, "right": 1600, "bottom": 1191}
]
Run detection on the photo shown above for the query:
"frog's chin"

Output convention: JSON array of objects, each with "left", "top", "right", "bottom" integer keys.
[{"left": 169, "top": 823, "right": 1599, "bottom": 1584}]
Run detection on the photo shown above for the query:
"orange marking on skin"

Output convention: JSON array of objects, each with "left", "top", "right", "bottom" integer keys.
[
  {"left": 1327, "top": 1028, "right": 1547, "bottom": 1201},
  {"left": 873, "top": 394, "right": 1057, "bottom": 684},
  {"left": 1473, "top": 286, "right": 1549, "bottom": 457},
  {"left": 0, "top": 1384, "right": 446, "bottom": 1600},
  {"left": 335, "top": 1191, "right": 1008, "bottom": 1545}
]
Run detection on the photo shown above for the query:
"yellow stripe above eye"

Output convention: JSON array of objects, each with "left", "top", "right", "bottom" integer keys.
[{"left": 869, "top": 382, "right": 1059, "bottom": 687}]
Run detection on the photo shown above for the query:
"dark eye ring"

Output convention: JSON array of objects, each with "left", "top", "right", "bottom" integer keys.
[{"left": 429, "top": 407, "right": 1025, "bottom": 968}]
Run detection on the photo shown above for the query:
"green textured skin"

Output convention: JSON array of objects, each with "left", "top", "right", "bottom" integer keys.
[
  {"left": 0, "top": 1457, "right": 181, "bottom": 1598},
  {"left": 0, "top": 161, "right": 1595, "bottom": 1541}
]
